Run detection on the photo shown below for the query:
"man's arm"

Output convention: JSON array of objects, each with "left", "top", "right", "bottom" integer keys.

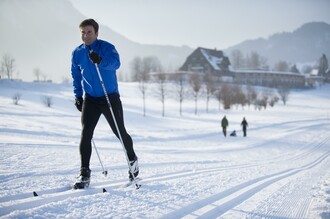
[
  {"left": 71, "top": 51, "right": 83, "bottom": 98},
  {"left": 97, "top": 43, "right": 121, "bottom": 71}
]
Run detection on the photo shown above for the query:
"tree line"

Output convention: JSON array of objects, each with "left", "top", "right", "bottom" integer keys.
[
  {"left": 0, "top": 53, "right": 50, "bottom": 81},
  {"left": 1, "top": 50, "right": 328, "bottom": 81},
  {"left": 130, "top": 56, "right": 290, "bottom": 117},
  {"left": 230, "top": 50, "right": 329, "bottom": 76}
]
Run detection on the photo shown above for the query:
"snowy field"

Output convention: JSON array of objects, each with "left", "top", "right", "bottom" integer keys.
[{"left": 0, "top": 79, "right": 329, "bottom": 219}]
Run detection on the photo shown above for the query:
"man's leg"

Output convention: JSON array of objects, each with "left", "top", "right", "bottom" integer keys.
[
  {"left": 102, "top": 94, "right": 136, "bottom": 161},
  {"left": 80, "top": 98, "right": 101, "bottom": 169},
  {"left": 102, "top": 94, "right": 138, "bottom": 180}
]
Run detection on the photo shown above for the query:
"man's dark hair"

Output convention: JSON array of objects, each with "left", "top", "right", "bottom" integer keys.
[{"left": 79, "top": 19, "right": 99, "bottom": 33}]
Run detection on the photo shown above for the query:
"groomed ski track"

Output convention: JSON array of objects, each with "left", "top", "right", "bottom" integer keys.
[
  {"left": 1, "top": 81, "right": 330, "bottom": 218},
  {"left": 1, "top": 133, "right": 329, "bottom": 218}
]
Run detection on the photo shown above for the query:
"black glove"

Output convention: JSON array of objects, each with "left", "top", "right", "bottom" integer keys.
[
  {"left": 75, "top": 97, "right": 83, "bottom": 112},
  {"left": 89, "top": 51, "right": 102, "bottom": 64}
]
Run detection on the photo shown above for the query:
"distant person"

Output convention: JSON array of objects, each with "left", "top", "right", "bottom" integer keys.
[
  {"left": 221, "top": 116, "right": 229, "bottom": 137},
  {"left": 230, "top": 130, "right": 237, "bottom": 137},
  {"left": 241, "top": 117, "right": 248, "bottom": 137},
  {"left": 71, "top": 18, "right": 139, "bottom": 189}
]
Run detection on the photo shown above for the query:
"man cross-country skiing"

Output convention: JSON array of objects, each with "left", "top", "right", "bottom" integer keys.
[{"left": 71, "top": 18, "right": 139, "bottom": 189}]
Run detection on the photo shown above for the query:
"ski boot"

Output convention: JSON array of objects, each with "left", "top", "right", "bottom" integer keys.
[
  {"left": 128, "top": 156, "right": 139, "bottom": 181},
  {"left": 126, "top": 156, "right": 141, "bottom": 188},
  {"left": 73, "top": 167, "right": 91, "bottom": 189}
]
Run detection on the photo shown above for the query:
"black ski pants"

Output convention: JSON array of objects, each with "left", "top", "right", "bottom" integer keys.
[
  {"left": 222, "top": 127, "right": 227, "bottom": 137},
  {"left": 243, "top": 127, "right": 247, "bottom": 137},
  {"left": 79, "top": 93, "right": 136, "bottom": 169}
]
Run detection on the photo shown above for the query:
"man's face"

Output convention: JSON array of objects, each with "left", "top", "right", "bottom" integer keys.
[{"left": 80, "top": 25, "right": 98, "bottom": 46}]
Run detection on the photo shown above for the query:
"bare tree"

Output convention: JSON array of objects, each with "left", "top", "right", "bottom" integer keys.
[
  {"left": 190, "top": 74, "right": 202, "bottom": 115},
  {"left": 246, "top": 85, "right": 257, "bottom": 109},
  {"left": 154, "top": 73, "right": 167, "bottom": 117},
  {"left": 33, "top": 68, "right": 42, "bottom": 81},
  {"left": 131, "top": 56, "right": 147, "bottom": 116},
  {"left": 1, "top": 53, "right": 16, "bottom": 79},
  {"left": 204, "top": 72, "right": 216, "bottom": 113},
  {"left": 260, "top": 89, "right": 271, "bottom": 109},
  {"left": 254, "top": 99, "right": 263, "bottom": 111},
  {"left": 230, "top": 49, "right": 244, "bottom": 70},
  {"left": 220, "top": 83, "right": 233, "bottom": 110},
  {"left": 244, "top": 51, "right": 267, "bottom": 69},
  {"left": 143, "top": 56, "right": 162, "bottom": 76},
  {"left": 138, "top": 73, "right": 148, "bottom": 117},
  {"left": 277, "top": 86, "right": 290, "bottom": 105},
  {"left": 214, "top": 89, "right": 222, "bottom": 110},
  {"left": 134, "top": 56, "right": 163, "bottom": 116},
  {"left": 173, "top": 73, "right": 186, "bottom": 116},
  {"left": 42, "top": 73, "right": 48, "bottom": 82},
  {"left": 249, "top": 51, "right": 261, "bottom": 69},
  {"left": 232, "top": 84, "right": 246, "bottom": 109},
  {"left": 130, "top": 57, "right": 143, "bottom": 82},
  {"left": 269, "top": 95, "right": 279, "bottom": 107}
]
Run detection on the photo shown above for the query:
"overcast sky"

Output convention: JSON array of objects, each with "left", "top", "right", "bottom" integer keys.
[{"left": 70, "top": 0, "right": 330, "bottom": 49}]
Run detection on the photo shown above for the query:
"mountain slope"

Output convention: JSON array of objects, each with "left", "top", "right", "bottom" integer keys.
[
  {"left": 0, "top": 0, "right": 192, "bottom": 82},
  {"left": 224, "top": 22, "right": 330, "bottom": 66}
]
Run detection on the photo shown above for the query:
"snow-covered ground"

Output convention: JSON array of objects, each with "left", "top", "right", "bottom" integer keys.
[{"left": 0, "top": 79, "right": 329, "bottom": 219}]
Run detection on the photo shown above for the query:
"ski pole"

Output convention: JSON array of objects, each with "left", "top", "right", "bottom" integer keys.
[
  {"left": 89, "top": 50, "right": 140, "bottom": 189},
  {"left": 91, "top": 139, "right": 108, "bottom": 176}
]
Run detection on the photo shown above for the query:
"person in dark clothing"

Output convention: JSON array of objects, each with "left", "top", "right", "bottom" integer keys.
[
  {"left": 221, "top": 116, "right": 229, "bottom": 137},
  {"left": 71, "top": 19, "right": 139, "bottom": 187},
  {"left": 241, "top": 117, "right": 248, "bottom": 137}
]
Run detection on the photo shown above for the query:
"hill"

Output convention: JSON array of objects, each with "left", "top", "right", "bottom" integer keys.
[
  {"left": 1, "top": 0, "right": 329, "bottom": 82},
  {"left": 224, "top": 22, "right": 330, "bottom": 67},
  {"left": 0, "top": 0, "right": 192, "bottom": 82}
]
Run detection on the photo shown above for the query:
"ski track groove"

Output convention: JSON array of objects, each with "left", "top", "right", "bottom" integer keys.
[
  {"left": 1, "top": 150, "right": 328, "bottom": 218},
  {"left": 0, "top": 163, "right": 257, "bottom": 216},
  {"left": 160, "top": 136, "right": 330, "bottom": 219},
  {"left": 0, "top": 180, "right": 139, "bottom": 216},
  {"left": 0, "top": 162, "right": 279, "bottom": 217},
  {"left": 246, "top": 155, "right": 329, "bottom": 219},
  {"left": 1, "top": 132, "right": 329, "bottom": 217}
]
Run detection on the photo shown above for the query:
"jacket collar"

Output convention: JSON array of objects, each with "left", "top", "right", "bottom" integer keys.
[{"left": 84, "top": 39, "right": 99, "bottom": 51}]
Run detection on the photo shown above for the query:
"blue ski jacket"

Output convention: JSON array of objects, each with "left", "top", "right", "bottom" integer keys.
[{"left": 71, "top": 39, "right": 121, "bottom": 98}]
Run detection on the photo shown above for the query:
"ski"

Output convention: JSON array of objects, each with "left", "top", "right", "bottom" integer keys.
[
  {"left": 31, "top": 186, "right": 107, "bottom": 199},
  {"left": 31, "top": 177, "right": 140, "bottom": 198},
  {"left": 123, "top": 177, "right": 142, "bottom": 189}
]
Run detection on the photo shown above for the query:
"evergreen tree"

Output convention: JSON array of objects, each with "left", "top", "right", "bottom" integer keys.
[
  {"left": 290, "top": 64, "right": 300, "bottom": 73},
  {"left": 318, "top": 54, "right": 328, "bottom": 76}
]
